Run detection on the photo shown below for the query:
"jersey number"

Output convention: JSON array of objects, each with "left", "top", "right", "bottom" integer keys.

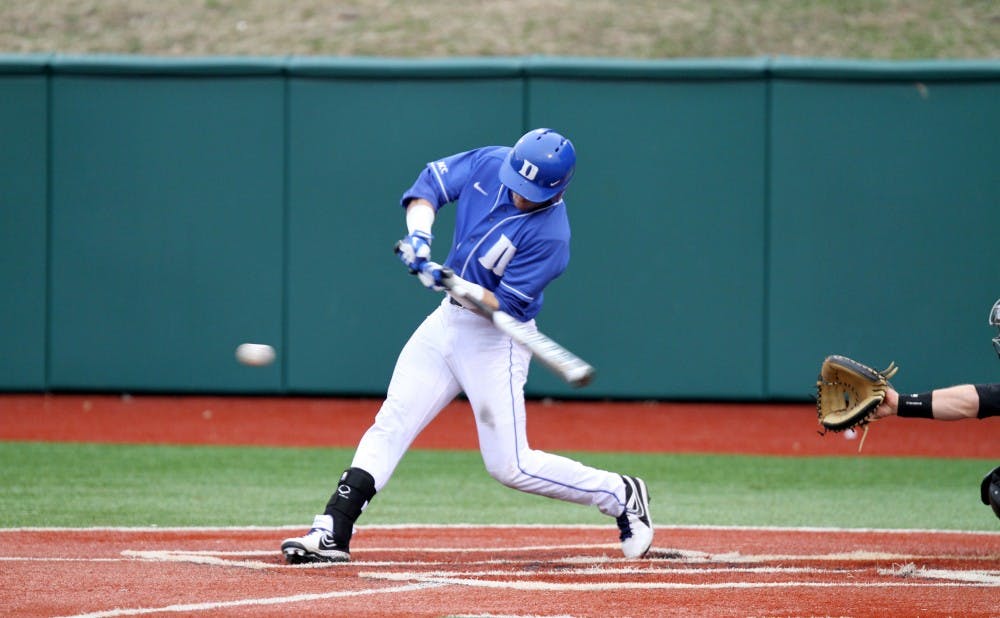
[{"left": 478, "top": 234, "right": 516, "bottom": 276}]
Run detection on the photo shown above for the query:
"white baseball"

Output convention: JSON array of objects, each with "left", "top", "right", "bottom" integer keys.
[{"left": 235, "top": 343, "right": 276, "bottom": 366}]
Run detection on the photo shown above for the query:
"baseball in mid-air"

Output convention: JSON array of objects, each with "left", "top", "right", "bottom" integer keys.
[{"left": 235, "top": 343, "right": 276, "bottom": 367}]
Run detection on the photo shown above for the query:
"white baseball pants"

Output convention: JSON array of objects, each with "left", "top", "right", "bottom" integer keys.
[{"left": 351, "top": 297, "right": 627, "bottom": 518}]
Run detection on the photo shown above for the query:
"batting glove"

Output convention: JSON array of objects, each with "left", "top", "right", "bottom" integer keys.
[
  {"left": 417, "top": 261, "right": 451, "bottom": 291},
  {"left": 396, "top": 231, "right": 433, "bottom": 273}
]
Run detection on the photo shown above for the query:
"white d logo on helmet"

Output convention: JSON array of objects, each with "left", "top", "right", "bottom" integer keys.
[{"left": 517, "top": 159, "right": 540, "bottom": 181}]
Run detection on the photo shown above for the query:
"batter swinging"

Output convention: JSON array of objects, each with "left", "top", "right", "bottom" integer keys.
[{"left": 282, "top": 128, "right": 653, "bottom": 563}]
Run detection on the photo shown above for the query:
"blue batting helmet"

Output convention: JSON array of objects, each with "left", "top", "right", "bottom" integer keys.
[{"left": 498, "top": 128, "right": 576, "bottom": 203}]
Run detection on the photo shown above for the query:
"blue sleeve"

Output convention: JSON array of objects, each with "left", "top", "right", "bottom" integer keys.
[{"left": 399, "top": 148, "right": 482, "bottom": 210}]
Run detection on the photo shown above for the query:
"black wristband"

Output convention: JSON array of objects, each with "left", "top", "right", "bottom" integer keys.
[
  {"left": 897, "top": 392, "right": 934, "bottom": 418},
  {"left": 975, "top": 383, "right": 1000, "bottom": 419}
]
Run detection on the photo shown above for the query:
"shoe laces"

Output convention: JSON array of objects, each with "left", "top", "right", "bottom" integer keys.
[
  {"left": 306, "top": 514, "right": 334, "bottom": 538},
  {"left": 304, "top": 525, "right": 333, "bottom": 542}
]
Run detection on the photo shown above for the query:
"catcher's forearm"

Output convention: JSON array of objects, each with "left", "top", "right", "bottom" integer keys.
[{"left": 897, "top": 384, "right": 988, "bottom": 420}]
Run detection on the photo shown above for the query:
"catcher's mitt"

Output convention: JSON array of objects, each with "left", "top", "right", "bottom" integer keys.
[{"left": 815, "top": 355, "right": 899, "bottom": 433}]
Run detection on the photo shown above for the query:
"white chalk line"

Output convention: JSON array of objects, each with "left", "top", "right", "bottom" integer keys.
[
  {"left": 649, "top": 548, "right": 1000, "bottom": 564},
  {"left": 4, "top": 522, "right": 999, "bottom": 536},
  {"left": 116, "top": 550, "right": 881, "bottom": 573},
  {"left": 356, "top": 566, "right": 864, "bottom": 577},
  {"left": 449, "top": 615, "right": 574, "bottom": 618},
  {"left": 114, "top": 545, "right": 1000, "bottom": 570},
  {"left": 878, "top": 563, "right": 1000, "bottom": 585},
  {"left": 53, "top": 581, "right": 446, "bottom": 618},
  {"left": 7, "top": 544, "right": 997, "bottom": 573},
  {"left": 359, "top": 572, "right": 999, "bottom": 591},
  {"left": 114, "top": 543, "right": 624, "bottom": 570},
  {"left": 0, "top": 557, "right": 128, "bottom": 562},
  {"left": 118, "top": 545, "right": 998, "bottom": 560}
]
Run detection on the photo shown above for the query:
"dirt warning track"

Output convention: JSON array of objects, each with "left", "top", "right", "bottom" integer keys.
[
  {"left": 2, "top": 525, "right": 998, "bottom": 617},
  {"left": 3, "top": 394, "right": 999, "bottom": 457}
]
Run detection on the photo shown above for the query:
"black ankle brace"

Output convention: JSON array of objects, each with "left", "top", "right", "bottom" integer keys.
[{"left": 324, "top": 467, "right": 377, "bottom": 541}]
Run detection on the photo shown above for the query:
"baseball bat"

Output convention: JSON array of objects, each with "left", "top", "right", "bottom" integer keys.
[
  {"left": 440, "top": 274, "right": 596, "bottom": 388},
  {"left": 394, "top": 244, "right": 595, "bottom": 387}
]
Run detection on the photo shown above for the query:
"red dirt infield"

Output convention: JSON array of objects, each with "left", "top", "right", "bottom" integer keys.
[
  {"left": 1, "top": 394, "right": 998, "bottom": 617},
  {"left": 2, "top": 525, "right": 998, "bottom": 617}
]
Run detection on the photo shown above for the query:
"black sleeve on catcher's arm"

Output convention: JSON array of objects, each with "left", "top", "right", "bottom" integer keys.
[
  {"left": 975, "top": 383, "right": 1000, "bottom": 419},
  {"left": 897, "top": 392, "right": 934, "bottom": 418}
]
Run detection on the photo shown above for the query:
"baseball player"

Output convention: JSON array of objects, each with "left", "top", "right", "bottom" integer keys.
[
  {"left": 869, "top": 297, "right": 1000, "bottom": 519},
  {"left": 871, "top": 298, "right": 1000, "bottom": 422},
  {"left": 281, "top": 128, "right": 653, "bottom": 563}
]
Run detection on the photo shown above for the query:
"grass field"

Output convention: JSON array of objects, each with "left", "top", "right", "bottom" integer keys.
[
  {"left": 2, "top": 441, "right": 995, "bottom": 531},
  {"left": 1, "top": 0, "right": 996, "bottom": 552},
  {"left": 1, "top": 0, "right": 997, "bottom": 59}
]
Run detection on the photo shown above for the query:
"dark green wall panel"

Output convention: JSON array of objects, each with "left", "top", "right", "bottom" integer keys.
[
  {"left": 0, "top": 75, "right": 47, "bottom": 389},
  {"left": 285, "top": 76, "right": 523, "bottom": 393},
  {"left": 2, "top": 56, "right": 997, "bottom": 400},
  {"left": 525, "top": 78, "right": 768, "bottom": 399},
  {"left": 48, "top": 75, "right": 284, "bottom": 391},
  {"left": 768, "top": 78, "right": 1000, "bottom": 397}
]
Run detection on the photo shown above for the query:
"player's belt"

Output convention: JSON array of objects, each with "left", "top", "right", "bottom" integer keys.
[{"left": 449, "top": 297, "right": 463, "bottom": 307}]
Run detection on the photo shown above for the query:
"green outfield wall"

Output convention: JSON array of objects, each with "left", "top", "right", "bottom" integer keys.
[
  {"left": 0, "top": 57, "right": 48, "bottom": 390},
  {"left": 1, "top": 56, "right": 997, "bottom": 399}
]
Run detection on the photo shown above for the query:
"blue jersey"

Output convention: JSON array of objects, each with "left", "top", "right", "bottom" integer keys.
[{"left": 401, "top": 146, "right": 570, "bottom": 322}]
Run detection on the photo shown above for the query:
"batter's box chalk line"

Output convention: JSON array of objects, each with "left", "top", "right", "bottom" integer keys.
[
  {"left": 446, "top": 615, "right": 576, "bottom": 618},
  {"left": 120, "top": 544, "right": 1000, "bottom": 572},
  {"left": 53, "top": 582, "right": 446, "bottom": 618},
  {"left": 358, "top": 573, "right": 1000, "bottom": 591},
  {"left": 121, "top": 541, "right": 627, "bottom": 570},
  {"left": 648, "top": 548, "right": 1000, "bottom": 564},
  {"left": 879, "top": 562, "right": 1000, "bottom": 585}
]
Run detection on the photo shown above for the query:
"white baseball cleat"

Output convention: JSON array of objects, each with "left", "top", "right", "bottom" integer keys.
[
  {"left": 617, "top": 475, "right": 653, "bottom": 558},
  {"left": 281, "top": 514, "right": 350, "bottom": 564}
]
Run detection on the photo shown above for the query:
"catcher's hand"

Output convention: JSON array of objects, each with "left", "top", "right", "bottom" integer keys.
[{"left": 816, "top": 355, "right": 899, "bottom": 433}]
